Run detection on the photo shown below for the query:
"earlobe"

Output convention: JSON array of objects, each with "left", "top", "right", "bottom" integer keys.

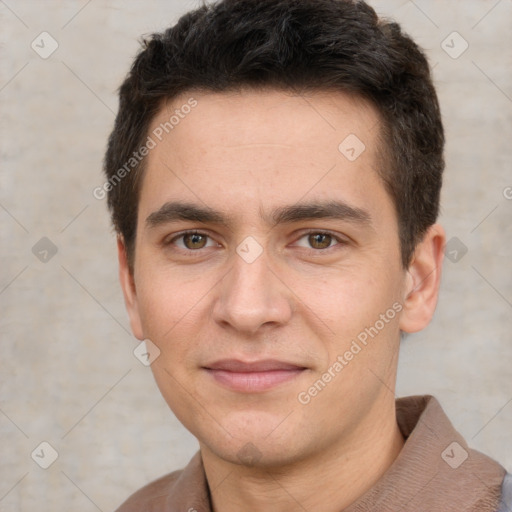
[
  {"left": 399, "top": 224, "right": 446, "bottom": 333},
  {"left": 117, "top": 236, "right": 145, "bottom": 340}
]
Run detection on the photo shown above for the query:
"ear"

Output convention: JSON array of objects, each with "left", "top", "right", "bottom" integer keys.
[
  {"left": 399, "top": 224, "right": 446, "bottom": 333},
  {"left": 117, "top": 236, "right": 144, "bottom": 340}
]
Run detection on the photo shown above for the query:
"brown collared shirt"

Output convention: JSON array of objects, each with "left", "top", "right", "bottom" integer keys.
[{"left": 115, "top": 395, "right": 508, "bottom": 511}]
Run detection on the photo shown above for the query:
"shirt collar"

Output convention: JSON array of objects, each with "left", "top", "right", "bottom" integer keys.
[
  {"left": 142, "top": 395, "right": 506, "bottom": 512},
  {"left": 344, "top": 395, "right": 505, "bottom": 511}
]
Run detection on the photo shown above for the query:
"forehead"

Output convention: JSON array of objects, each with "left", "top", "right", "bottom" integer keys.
[
  {"left": 139, "top": 88, "right": 390, "bottom": 224},
  {"left": 148, "top": 88, "right": 380, "bottom": 151}
]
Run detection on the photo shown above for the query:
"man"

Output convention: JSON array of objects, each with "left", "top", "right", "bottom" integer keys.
[{"left": 103, "top": 0, "right": 511, "bottom": 510}]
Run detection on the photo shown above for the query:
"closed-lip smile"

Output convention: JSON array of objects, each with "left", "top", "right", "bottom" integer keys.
[{"left": 203, "top": 359, "right": 307, "bottom": 392}]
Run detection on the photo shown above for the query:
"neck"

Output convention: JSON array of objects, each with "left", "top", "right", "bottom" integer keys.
[{"left": 201, "top": 399, "right": 404, "bottom": 512}]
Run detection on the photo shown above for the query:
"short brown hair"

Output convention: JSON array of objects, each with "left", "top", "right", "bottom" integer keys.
[{"left": 103, "top": 0, "right": 444, "bottom": 269}]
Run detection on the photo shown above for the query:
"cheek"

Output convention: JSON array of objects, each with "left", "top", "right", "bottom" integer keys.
[
  {"left": 135, "top": 261, "right": 210, "bottom": 337},
  {"left": 134, "top": 267, "right": 218, "bottom": 383},
  {"left": 136, "top": 283, "right": 173, "bottom": 338},
  {"left": 296, "top": 267, "right": 389, "bottom": 329},
  {"left": 298, "top": 266, "right": 404, "bottom": 373}
]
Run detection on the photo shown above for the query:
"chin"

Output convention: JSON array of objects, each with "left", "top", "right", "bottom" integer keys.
[
  {"left": 205, "top": 437, "right": 303, "bottom": 470},
  {"left": 196, "top": 414, "right": 311, "bottom": 469}
]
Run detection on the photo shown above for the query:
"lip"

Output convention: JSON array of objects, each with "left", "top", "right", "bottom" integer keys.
[{"left": 203, "top": 359, "right": 307, "bottom": 392}]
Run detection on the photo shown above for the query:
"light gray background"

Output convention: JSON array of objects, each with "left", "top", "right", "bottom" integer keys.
[{"left": 1, "top": 0, "right": 511, "bottom": 510}]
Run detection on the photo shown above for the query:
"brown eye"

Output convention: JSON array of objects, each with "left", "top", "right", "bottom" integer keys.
[
  {"left": 308, "top": 233, "right": 332, "bottom": 249},
  {"left": 183, "top": 232, "right": 208, "bottom": 249}
]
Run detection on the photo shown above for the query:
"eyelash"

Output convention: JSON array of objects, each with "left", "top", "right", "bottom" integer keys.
[
  {"left": 165, "top": 229, "right": 347, "bottom": 253},
  {"left": 166, "top": 230, "right": 218, "bottom": 251}
]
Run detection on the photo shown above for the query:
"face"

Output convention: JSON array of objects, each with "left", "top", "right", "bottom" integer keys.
[{"left": 119, "top": 89, "right": 439, "bottom": 468}]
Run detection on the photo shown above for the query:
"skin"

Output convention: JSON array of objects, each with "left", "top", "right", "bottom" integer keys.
[{"left": 118, "top": 89, "right": 445, "bottom": 512}]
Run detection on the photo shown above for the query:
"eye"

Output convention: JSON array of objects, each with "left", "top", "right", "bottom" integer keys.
[
  {"left": 170, "top": 231, "right": 217, "bottom": 250},
  {"left": 294, "top": 232, "right": 343, "bottom": 250}
]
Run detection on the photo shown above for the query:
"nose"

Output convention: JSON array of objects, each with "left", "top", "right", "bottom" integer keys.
[{"left": 212, "top": 247, "right": 293, "bottom": 335}]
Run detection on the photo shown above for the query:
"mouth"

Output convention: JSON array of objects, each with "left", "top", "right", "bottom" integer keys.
[{"left": 202, "top": 359, "right": 308, "bottom": 393}]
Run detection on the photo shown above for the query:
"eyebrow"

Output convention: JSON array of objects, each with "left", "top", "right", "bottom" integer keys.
[
  {"left": 268, "top": 201, "right": 372, "bottom": 227},
  {"left": 146, "top": 202, "right": 230, "bottom": 227},
  {"left": 145, "top": 200, "right": 372, "bottom": 229}
]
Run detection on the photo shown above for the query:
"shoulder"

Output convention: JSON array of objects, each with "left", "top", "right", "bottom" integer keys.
[
  {"left": 113, "top": 452, "right": 209, "bottom": 512},
  {"left": 114, "top": 469, "right": 183, "bottom": 512},
  {"left": 498, "top": 473, "right": 512, "bottom": 512}
]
